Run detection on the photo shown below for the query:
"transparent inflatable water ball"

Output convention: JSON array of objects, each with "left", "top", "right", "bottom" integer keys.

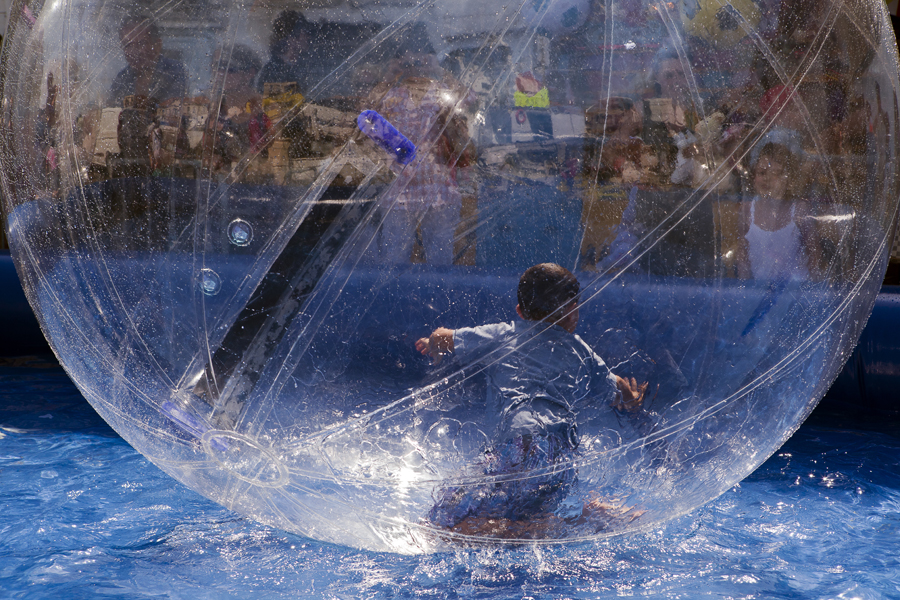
[{"left": 2, "top": 0, "right": 898, "bottom": 552}]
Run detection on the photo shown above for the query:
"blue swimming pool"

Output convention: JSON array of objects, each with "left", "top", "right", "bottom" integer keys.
[{"left": 1, "top": 356, "right": 898, "bottom": 599}]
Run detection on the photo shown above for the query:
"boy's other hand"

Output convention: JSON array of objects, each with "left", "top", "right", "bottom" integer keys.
[
  {"left": 415, "top": 327, "right": 454, "bottom": 365},
  {"left": 613, "top": 376, "right": 649, "bottom": 412}
]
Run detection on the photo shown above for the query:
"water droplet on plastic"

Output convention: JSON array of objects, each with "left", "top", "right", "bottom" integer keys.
[
  {"left": 228, "top": 219, "right": 253, "bottom": 247},
  {"left": 199, "top": 269, "right": 221, "bottom": 296}
]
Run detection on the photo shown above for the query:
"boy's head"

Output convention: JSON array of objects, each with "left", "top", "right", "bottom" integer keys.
[{"left": 517, "top": 264, "right": 580, "bottom": 330}]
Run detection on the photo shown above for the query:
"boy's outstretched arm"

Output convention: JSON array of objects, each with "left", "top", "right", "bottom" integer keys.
[
  {"left": 613, "top": 376, "right": 649, "bottom": 412},
  {"left": 415, "top": 327, "right": 455, "bottom": 365}
]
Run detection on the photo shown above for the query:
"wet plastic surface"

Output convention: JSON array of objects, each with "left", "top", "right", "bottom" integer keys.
[{"left": 1, "top": 0, "right": 899, "bottom": 551}]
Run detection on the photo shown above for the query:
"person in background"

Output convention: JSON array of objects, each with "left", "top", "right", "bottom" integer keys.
[
  {"left": 108, "top": 16, "right": 187, "bottom": 107},
  {"left": 257, "top": 10, "right": 317, "bottom": 94},
  {"left": 736, "top": 142, "right": 818, "bottom": 281},
  {"left": 373, "top": 24, "right": 476, "bottom": 265},
  {"left": 147, "top": 116, "right": 162, "bottom": 172},
  {"left": 202, "top": 45, "right": 264, "bottom": 174}
]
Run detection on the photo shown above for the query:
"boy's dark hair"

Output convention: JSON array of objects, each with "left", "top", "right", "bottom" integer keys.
[{"left": 518, "top": 263, "right": 580, "bottom": 321}]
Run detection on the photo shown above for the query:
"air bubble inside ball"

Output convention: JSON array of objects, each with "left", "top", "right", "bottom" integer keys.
[{"left": 1, "top": 0, "right": 897, "bottom": 552}]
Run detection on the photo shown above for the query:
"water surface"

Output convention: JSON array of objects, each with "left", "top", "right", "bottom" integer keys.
[{"left": 1, "top": 357, "right": 897, "bottom": 599}]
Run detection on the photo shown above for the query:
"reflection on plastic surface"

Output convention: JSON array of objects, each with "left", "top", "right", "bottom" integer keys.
[{"left": 0, "top": 0, "right": 898, "bottom": 552}]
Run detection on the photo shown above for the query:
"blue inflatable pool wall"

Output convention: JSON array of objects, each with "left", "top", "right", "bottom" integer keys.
[
  {"left": 1, "top": 249, "right": 898, "bottom": 415},
  {"left": 0, "top": 251, "right": 51, "bottom": 356}
]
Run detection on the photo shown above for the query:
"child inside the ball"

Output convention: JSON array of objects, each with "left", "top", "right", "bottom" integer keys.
[{"left": 416, "top": 263, "right": 648, "bottom": 538}]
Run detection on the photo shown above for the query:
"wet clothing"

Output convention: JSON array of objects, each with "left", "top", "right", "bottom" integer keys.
[
  {"left": 427, "top": 432, "right": 577, "bottom": 528},
  {"left": 429, "top": 321, "right": 620, "bottom": 527},
  {"left": 453, "top": 321, "right": 620, "bottom": 443}
]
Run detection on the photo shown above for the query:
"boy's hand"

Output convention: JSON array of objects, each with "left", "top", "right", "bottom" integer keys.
[
  {"left": 613, "top": 376, "right": 649, "bottom": 412},
  {"left": 415, "top": 327, "right": 455, "bottom": 365}
]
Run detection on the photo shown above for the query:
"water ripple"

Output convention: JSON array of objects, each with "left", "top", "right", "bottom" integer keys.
[{"left": 1, "top": 365, "right": 899, "bottom": 599}]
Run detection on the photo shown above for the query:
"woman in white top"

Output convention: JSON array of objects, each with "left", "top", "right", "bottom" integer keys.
[{"left": 737, "top": 142, "right": 818, "bottom": 281}]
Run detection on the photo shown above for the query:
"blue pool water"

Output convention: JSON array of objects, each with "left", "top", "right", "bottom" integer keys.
[{"left": 1, "top": 357, "right": 898, "bottom": 599}]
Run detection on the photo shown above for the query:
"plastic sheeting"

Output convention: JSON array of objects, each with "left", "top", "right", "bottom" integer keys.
[{"left": 1, "top": 0, "right": 899, "bottom": 552}]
